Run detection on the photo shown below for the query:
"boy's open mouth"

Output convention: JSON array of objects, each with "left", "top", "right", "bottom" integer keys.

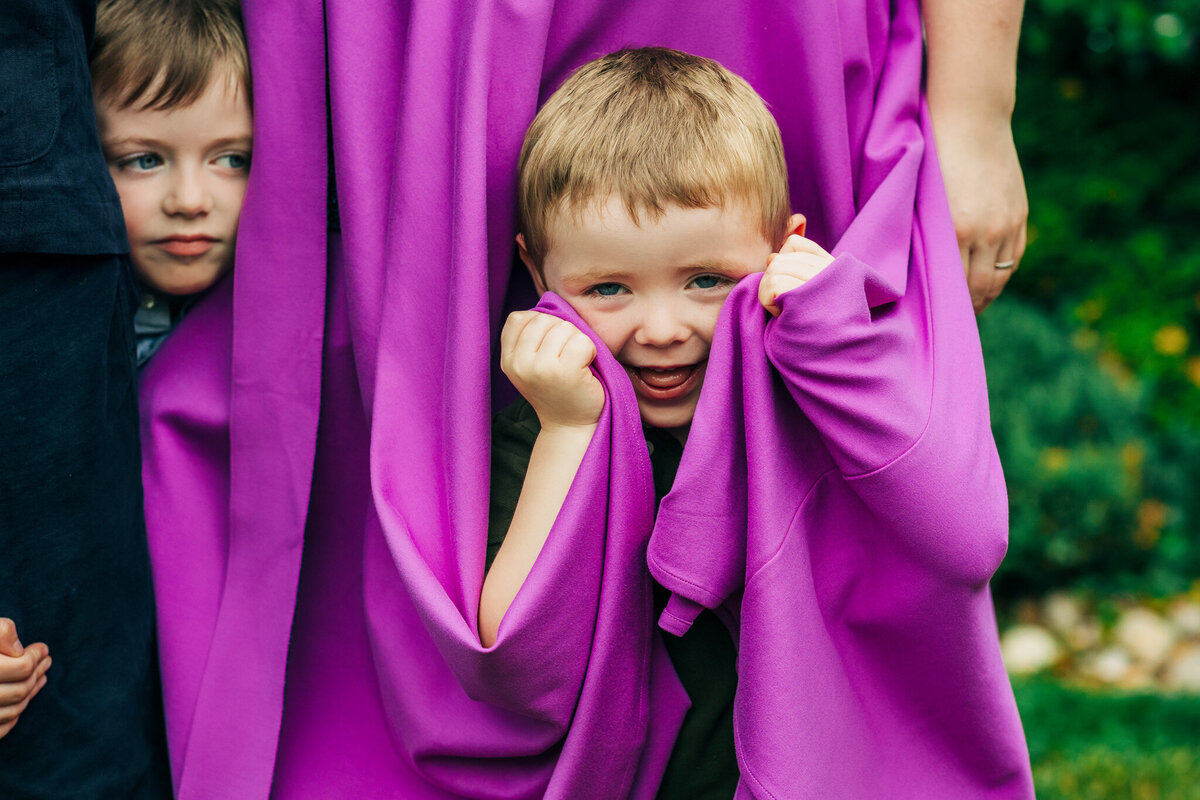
[{"left": 627, "top": 362, "right": 705, "bottom": 401}]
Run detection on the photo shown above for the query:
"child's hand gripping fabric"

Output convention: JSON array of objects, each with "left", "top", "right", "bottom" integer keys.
[
  {"left": 480, "top": 311, "right": 605, "bottom": 646},
  {"left": 758, "top": 234, "right": 837, "bottom": 317},
  {"left": 0, "top": 618, "right": 51, "bottom": 739},
  {"left": 500, "top": 310, "right": 605, "bottom": 430}
]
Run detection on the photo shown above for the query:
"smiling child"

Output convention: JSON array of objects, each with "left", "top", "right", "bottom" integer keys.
[{"left": 480, "top": 47, "right": 832, "bottom": 798}]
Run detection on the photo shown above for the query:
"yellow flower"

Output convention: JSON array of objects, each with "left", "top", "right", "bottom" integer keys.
[
  {"left": 1153, "top": 325, "right": 1189, "bottom": 356},
  {"left": 1121, "top": 441, "right": 1145, "bottom": 474},
  {"left": 1040, "top": 447, "right": 1070, "bottom": 472},
  {"left": 1133, "top": 499, "right": 1168, "bottom": 549},
  {"left": 1186, "top": 357, "right": 1200, "bottom": 388}
]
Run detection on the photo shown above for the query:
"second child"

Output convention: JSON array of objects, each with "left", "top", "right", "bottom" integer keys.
[{"left": 91, "top": 0, "right": 253, "bottom": 367}]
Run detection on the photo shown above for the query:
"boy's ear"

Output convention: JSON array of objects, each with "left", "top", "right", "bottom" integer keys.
[
  {"left": 516, "top": 233, "right": 548, "bottom": 295},
  {"left": 786, "top": 213, "right": 807, "bottom": 238}
]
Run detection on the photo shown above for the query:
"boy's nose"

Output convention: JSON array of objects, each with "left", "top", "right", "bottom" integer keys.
[
  {"left": 634, "top": 302, "right": 690, "bottom": 347},
  {"left": 163, "top": 169, "right": 212, "bottom": 217}
]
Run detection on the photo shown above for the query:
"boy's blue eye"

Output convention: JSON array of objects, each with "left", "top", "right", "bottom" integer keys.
[
  {"left": 216, "top": 152, "right": 251, "bottom": 170},
  {"left": 122, "top": 153, "right": 163, "bottom": 171},
  {"left": 590, "top": 283, "right": 625, "bottom": 296},
  {"left": 690, "top": 274, "right": 726, "bottom": 289}
]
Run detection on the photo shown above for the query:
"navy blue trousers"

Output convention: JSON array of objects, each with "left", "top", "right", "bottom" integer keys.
[{"left": 0, "top": 253, "right": 171, "bottom": 799}]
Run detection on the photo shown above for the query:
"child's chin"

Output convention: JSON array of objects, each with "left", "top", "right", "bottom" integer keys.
[
  {"left": 141, "top": 270, "right": 222, "bottom": 297},
  {"left": 637, "top": 403, "right": 697, "bottom": 434}
]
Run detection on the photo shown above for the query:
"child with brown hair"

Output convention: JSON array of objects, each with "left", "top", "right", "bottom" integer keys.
[{"left": 91, "top": 0, "right": 252, "bottom": 366}]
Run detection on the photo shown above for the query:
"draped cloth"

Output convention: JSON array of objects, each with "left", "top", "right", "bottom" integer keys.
[
  {"left": 139, "top": 0, "right": 1033, "bottom": 797},
  {"left": 651, "top": 261, "right": 1031, "bottom": 797}
]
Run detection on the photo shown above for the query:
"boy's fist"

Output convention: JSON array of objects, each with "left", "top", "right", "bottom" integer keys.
[
  {"left": 759, "top": 234, "right": 835, "bottom": 316},
  {"left": 500, "top": 310, "right": 605, "bottom": 430},
  {"left": 0, "top": 617, "right": 51, "bottom": 740}
]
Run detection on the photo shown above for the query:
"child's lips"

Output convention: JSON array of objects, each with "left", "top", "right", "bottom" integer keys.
[
  {"left": 157, "top": 236, "right": 216, "bottom": 257},
  {"left": 628, "top": 363, "right": 704, "bottom": 401}
]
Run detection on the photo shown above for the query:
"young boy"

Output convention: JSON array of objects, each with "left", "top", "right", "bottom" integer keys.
[
  {"left": 90, "top": 0, "right": 253, "bottom": 367},
  {"left": 481, "top": 47, "right": 830, "bottom": 797}
]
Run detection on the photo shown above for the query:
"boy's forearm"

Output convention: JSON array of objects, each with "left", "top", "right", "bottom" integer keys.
[
  {"left": 923, "top": 0, "right": 1024, "bottom": 123},
  {"left": 479, "top": 422, "right": 596, "bottom": 647}
]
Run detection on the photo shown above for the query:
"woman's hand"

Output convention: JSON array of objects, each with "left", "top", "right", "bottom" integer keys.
[
  {"left": 935, "top": 113, "right": 1028, "bottom": 312},
  {"left": 923, "top": 0, "right": 1028, "bottom": 313}
]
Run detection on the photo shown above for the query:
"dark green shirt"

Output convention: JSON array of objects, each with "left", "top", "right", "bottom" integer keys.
[{"left": 489, "top": 399, "right": 739, "bottom": 799}]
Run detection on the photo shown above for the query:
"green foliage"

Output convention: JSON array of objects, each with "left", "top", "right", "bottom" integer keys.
[
  {"left": 1011, "top": 58, "right": 1200, "bottom": 432},
  {"left": 1022, "top": 0, "right": 1200, "bottom": 68},
  {"left": 981, "top": 1, "right": 1200, "bottom": 598},
  {"left": 1034, "top": 747, "right": 1200, "bottom": 799},
  {"left": 1013, "top": 677, "right": 1200, "bottom": 799},
  {"left": 980, "top": 301, "right": 1184, "bottom": 596}
]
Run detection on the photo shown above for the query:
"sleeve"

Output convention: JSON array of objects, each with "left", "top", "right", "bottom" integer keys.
[
  {"left": 486, "top": 399, "right": 541, "bottom": 571},
  {"left": 762, "top": 147, "right": 1010, "bottom": 588},
  {"left": 765, "top": 250, "right": 924, "bottom": 477}
]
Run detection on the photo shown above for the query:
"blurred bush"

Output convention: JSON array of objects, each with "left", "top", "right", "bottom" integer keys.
[
  {"left": 1033, "top": 748, "right": 1200, "bottom": 800},
  {"left": 1014, "top": 678, "right": 1200, "bottom": 798},
  {"left": 1022, "top": 0, "right": 1200, "bottom": 67},
  {"left": 982, "top": 0, "right": 1200, "bottom": 599},
  {"left": 981, "top": 301, "right": 1200, "bottom": 596}
]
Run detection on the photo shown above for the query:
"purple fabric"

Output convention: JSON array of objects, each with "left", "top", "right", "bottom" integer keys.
[
  {"left": 648, "top": 151, "right": 1033, "bottom": 797},
  {"left": 137, "top": 0, "right": 1032, "bottom": 797}
]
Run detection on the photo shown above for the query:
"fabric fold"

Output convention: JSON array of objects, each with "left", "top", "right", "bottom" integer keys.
[
  {"left": 361, "top": 291, "right": 689, "bottom": 798},
  {"left": 140, "top": 0, "right": 1033, "bottom": 797},
  {"left": 646, "top": 109, "right": 1032, "bottom": 800}
]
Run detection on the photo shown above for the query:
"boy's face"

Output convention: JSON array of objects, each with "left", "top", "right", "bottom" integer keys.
[
  {"left": 523, "top": 196, "right": 802, "bottom": 435},
  {"left": 96, "top": 71, "right": 252, "bottom": 295}
]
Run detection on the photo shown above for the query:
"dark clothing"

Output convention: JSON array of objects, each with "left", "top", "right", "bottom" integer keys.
[
  {"left": 489, "top": 399, "right": 739, "bottom": 800},
  {"left": 134, "top": 286, "right": 200, "bottom": 368},
  {"left": 0, "top": 255, "right": 171, "bottom": 799},
  {"left": 0, "top": 2, "right": 170, "bottom": 797},
  {"left": 0, "top": 0, "right": 128, "bottom": 255}
]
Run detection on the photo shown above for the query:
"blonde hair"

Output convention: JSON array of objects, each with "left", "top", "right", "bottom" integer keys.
[
  {"left": 518, "top": 47, "right": 790, "bottom": 266},
  {"left": 91, "top": 0, "right": 250, "bottom": 111}
]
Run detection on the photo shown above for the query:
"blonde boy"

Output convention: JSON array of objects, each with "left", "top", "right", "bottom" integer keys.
[
  {"left": 91, "top": 0, "right": 252, "bottom": 366},
  {"left": 481, "top": 47, "right": 833, "bottom": 796}
]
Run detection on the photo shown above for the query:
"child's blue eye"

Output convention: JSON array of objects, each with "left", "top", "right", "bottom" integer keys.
[
  {"left": 589, "top": 283, "right": 626, "bottom": 296},
  {"left": 689, "top": 274, "right": 727, "bottom": 289},
  {"left": 215, "top": 153, "right": 251, "bottom": 170},
  {"left": 120, "top": 153, "right": 163, "bottom": 171}
]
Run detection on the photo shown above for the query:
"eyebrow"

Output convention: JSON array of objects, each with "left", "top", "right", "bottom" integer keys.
[
  {"left": 207, "top": 136, "right": 254, "bottom": 150},
  {"left": 101, "top": 135, "right": 253, "bottom": 151},
  {"left": 565, "top": 259, "right": 749, "bottom": 284},
  {"left": 681, "top": 257, "right": 751, "bottom": 273},
  {"left": 563, "top": 268, "right": 636, "bottom": 285},
  {"left": 101, "top": 136, "right": 166, "bottom": 150}
]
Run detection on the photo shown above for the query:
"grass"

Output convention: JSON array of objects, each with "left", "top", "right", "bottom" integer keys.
[{"left": 1013, "top": 677, "right": 1200, "bottom": 799}]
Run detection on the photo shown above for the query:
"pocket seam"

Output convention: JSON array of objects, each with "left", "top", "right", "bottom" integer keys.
[{"left": 0, "top": 27, "right": 61, "bottom": 168}]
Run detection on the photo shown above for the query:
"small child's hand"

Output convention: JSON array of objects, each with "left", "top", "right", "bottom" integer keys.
[
  {"left": 0, "top": 617, "right": 51, "bottom": 740},
  {"left": 759, "top": 234, "right": 836, "bottom": 317},
  {"left": 500, "top": 310, "right": 605, "bottom": 430}
]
